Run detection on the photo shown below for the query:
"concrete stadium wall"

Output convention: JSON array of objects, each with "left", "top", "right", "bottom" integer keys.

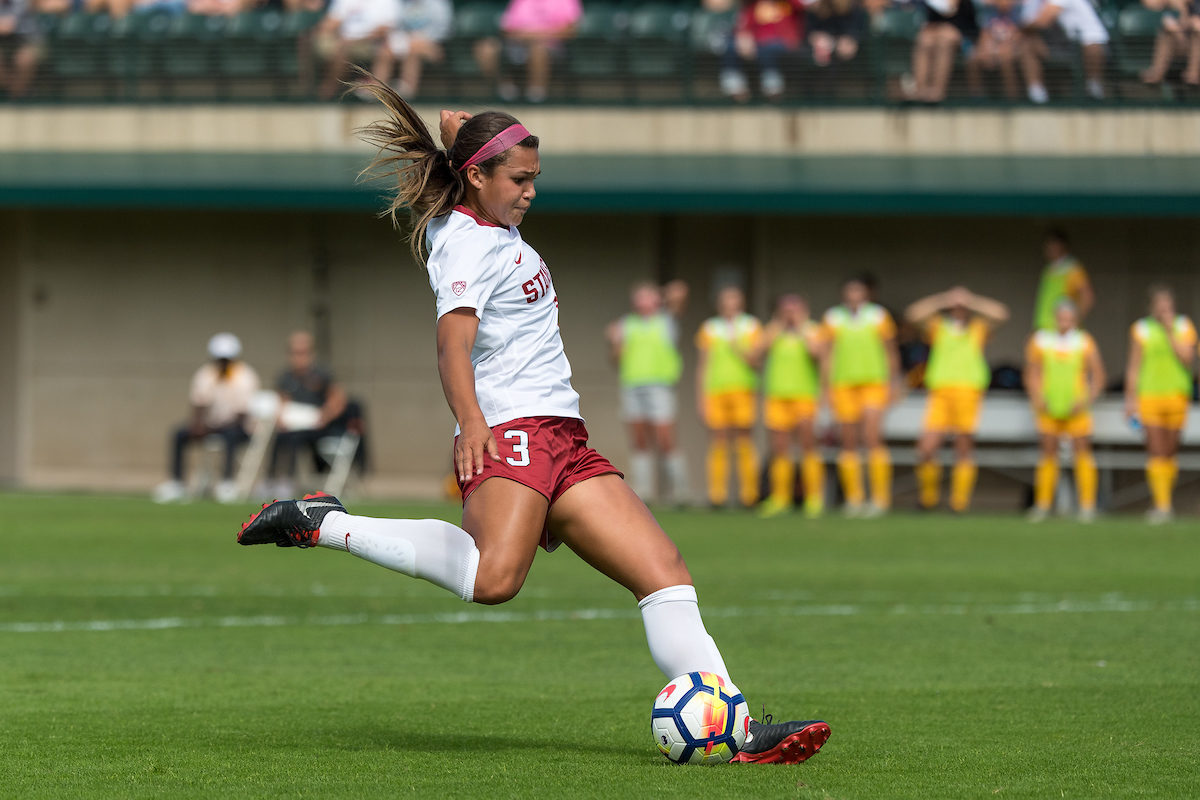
[
  {"left": 5, "top": 207, "right": 1199, "bottom": 499},
  {"left": 3, "top": 106, "right": 1200, "bottom": 157}
]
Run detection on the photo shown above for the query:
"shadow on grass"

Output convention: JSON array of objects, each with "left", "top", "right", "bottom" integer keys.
[{"left": 312, "top": 724, "right": 642, "bottom": 759}]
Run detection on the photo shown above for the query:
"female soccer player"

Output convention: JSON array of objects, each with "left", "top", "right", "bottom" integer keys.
[
  {"left": 755, "top": 294, "right": 825, "bottom": 518},
  {"left": 1124, "top": 285, "right": 1196, "bottom": 524},
  {"left": 605, "top": 280, "right": 690, "bottom": 505},
  {"left": 905, "top": 286, "right": 1009, "bottom": 512},
  {"left": 821, "top": 277, "right": 901, "bottom": 517},
  {"left": 1024, "top": 300, "right": 1105, "bottom": 522},
  {"left": 236, "top": 88, "right": 829, "bottom": 764},
  {"left": 695, "top": 286, "right": 763, "bottom": 509}
]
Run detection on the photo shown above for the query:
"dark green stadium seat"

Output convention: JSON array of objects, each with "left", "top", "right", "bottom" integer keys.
[
  {"left": 447, "top": 2, "right": 502, "bottom": 79},
  {"left": 162, "top": 14, "right": 228, "bottom": 79},
  {"left": 218, "top": 12, "right": 276, "bottom": 79},
  {"left": 566, "top": 4, "right": 628, "bottom": 81},
  {"left": 627, "top": 4, "right": 691, "bottom": 80},
  {"left": 1114, "top": 5, "right": 1163, "bottom": 78},
  {"left": 869, "top": 6, "right": 923, "bottom": 96}
]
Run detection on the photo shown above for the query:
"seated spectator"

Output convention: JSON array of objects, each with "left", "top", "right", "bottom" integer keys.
[
  {"left": 721, "top": 0, "right": 806, "bottom": 101},
  {"left": 0, "top": 0, "right": 44, "bottom": 99},
  {"left": 314, "top": 0, "right": 400, "bottom": 100},
  {"left": 1018, "top": 0, "right": 1108, "bottom": 102},
  {"left": 154, "top": 333, "right": 260, "bottom": 504},
  {"left": 266, "top": 331, "right": 348, "bottom": 496},
  {"left": 85, "top": 0, "right": 189, "bottom": 16},
  {"left": 903, "top": 0, "right": 979, "bottom": 104},
  {"left": 377, "top": 0, "right": 452, "bottom": 97},
  {"left": 1139, "top": 0, "right": 1200, "bottom": 87},
  {"left": 807, "top": 0, "right": 866, "bottom": 67},
  {"left": 475, "top": 0, "right": 582, "bottom": 103},
  {"left": 966, "top": 0, "right": 1023, "bottom": 99}
]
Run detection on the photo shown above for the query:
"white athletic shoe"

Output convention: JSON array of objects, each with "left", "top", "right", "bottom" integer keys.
[
  {"left": 761, "top": 69, "right": 785, "bottom": 98},
  {"left": 1026, "top": 507, "right": 1050, "bottom": 523},
  {"left": 1085, "top": 79, "right": 1105, "bottom": 100},
  {"left": 1027, "top": 84, "right": 1049, "bottom": 104},
  {"left": 1078, "top": 508, "right": 1097, "bottom": 524},
  {"left": 861, "top": 503, "right": 888, "bottom": 519},
  {"left": 214, "top": 480, "right": 239, "bottom": 505},
  {"left": 152, "top": 480, "right": 186, "bottom": 504},
  {"left": 720, "top": 68, "right": 749, "bottom": 98},
  {"left": 1145, "top": 508, "right": 1174, "bottom": 525},
  {"left": 843, "top": 503, "right": 866, "bottom": 518}
]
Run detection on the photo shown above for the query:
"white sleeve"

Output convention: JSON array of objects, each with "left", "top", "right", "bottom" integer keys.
[{"left": 429, "top": 234, "right": 504, "bottom": 320}]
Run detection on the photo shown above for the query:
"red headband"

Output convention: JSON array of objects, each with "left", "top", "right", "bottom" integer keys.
[{"left": 457, "top": 123, "right": 532, "bottom": 172}]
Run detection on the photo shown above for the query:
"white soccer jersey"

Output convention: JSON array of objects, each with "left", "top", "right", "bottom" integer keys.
[
  {"left": 1021, "top": 0, "right": 1109, "bottom": 45},
  {"left": 426, "top": 206, "right": 581, "bottom": 429}
]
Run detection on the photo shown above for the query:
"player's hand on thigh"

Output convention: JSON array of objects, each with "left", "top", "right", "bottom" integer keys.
[{"left": 456, "top": 417, "right": 500, "bottom": 482}]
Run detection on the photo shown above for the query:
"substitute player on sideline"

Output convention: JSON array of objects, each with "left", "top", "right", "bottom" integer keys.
[
  {"left": 236, "top": 89, "right": 829, "bottom": 764},
  {"left": 1024, "top": 300, "right": 1105, "bottom": 522},
  {"left": 1124, "top": 285, "right": 1196, "bottom": 524},
  {"left": 905, "top": 287, "right": 1009, "bottom": 512},
  {"left": 1032, "top": 228, "right": 1093, "bottom": 331},
  {"left": 696, "top": 286, "right": 763, "bottom": 509},
  {"left": 605, "top": 280, "right": 690, "bottom": 505},
  {"left": 755, "top": 294, "right": 826, "bottom": 518},
  {"left": 822, "top": 277, "right": 902, "bottom": 517}
]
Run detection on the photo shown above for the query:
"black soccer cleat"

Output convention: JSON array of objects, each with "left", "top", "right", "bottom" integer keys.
[
  {"left": 237, "top": 492, "right": 346, "bottom": 548},
  {"left": 731, "top": 715, "right": 831, "bottom": 764}
]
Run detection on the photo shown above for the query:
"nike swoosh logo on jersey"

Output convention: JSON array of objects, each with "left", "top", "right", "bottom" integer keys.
[{"left": 515, "top": 252, "right": 523, "bottom": 265}]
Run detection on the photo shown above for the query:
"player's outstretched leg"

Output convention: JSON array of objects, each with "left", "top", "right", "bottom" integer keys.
[{"left": 237, "top": 492, "right": 481, "bottom": 602}]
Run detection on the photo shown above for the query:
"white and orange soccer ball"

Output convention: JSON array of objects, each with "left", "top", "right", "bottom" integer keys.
[{"left": 651, "top": 671, "right": 750, "bottom": 764}]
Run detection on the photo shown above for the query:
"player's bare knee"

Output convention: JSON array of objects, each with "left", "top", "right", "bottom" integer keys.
[{"left": 472, "top": 571, "right": 525, "bottom": 605}]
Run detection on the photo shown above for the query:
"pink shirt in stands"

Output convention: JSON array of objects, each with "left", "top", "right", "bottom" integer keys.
[{"left": 501, "top": 0, "right": 582, "bottom": 34}]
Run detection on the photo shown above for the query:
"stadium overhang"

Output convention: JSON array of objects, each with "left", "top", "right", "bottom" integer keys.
[{"left": 1, "top": 152, "right": 1198, "bottom": 217}]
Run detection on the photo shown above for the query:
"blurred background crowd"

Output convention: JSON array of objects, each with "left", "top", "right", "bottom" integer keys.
[{"left": 1, "top": 0, "right": 1199, "bottom": 103}]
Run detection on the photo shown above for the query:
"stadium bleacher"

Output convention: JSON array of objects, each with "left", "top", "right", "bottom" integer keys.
[{"left": 10, "top": 1, "right": 1198, "bottom": 105}]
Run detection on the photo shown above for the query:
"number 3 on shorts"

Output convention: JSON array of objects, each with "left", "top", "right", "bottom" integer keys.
[{"left": 503, "top": 430, "right": 530, "bottom": 467}]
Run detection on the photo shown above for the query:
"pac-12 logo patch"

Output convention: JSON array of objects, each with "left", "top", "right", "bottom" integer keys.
[{"left": 452, "top": 281, "right": 467, "bottom": 296}]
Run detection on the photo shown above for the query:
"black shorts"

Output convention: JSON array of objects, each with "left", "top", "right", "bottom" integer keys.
[{"left": 809, "top": 8, "right": 867, "bottom": 40}]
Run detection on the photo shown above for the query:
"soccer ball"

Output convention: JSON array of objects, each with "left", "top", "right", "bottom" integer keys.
[{"left": 651, "top": 671, "right": 750, "bottom": 764}]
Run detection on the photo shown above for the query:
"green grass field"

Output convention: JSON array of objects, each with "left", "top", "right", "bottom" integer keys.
[{"left": 3, "top": 495, "right": 1197, "bottom": 799}]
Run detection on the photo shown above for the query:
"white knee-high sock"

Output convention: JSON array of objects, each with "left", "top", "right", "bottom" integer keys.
[
  {"left": 318, "top": 511, "right": 479, "bottom": 603},
  {"left": 664, "top": 452, "right": 689, "bottom": 504},
  {"left": 629, "top": 452, "right": 655, "bottom": 500},
  {"left": 638, "top": 584, "right": 730, "bottom": 681}
]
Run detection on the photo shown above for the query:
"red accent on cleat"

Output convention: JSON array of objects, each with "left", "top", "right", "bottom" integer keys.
[{"left": 731, "top": 722, "right": 830, "bottom": 765}]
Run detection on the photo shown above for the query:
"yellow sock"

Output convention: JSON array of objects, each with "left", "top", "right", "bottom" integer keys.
[
  {"left": 1146, "top": 457, "right": 1172, "bottom": 512},
  {"left": 837, "top": 451, "right": 864, "bottom": 507},
  {"left": 1034, "top": 457, "right": 1058, "bottom": 510},
  {"left": 949, "top": 462, "right": 978, "bottom": 513},
  {"left": 769, "top": 456, "right": 795, "bottom": 507},
  {"left": 868, "top": 448, "right": 892, "bottom": 509},
  {"left": 1167, "top": 458, "right": 1179, "bottom": 508},
  {"left": 707, "top": 440, "right": 729, "bottom": 506},
  {"left": 1075, "top": 453, "right": 1097, "bottom": 512},
  {"left": 736, "top": 436, "right": 759, "bottom": 507},
  {"left": 916, "top": 461, "right": 942, "bottom": 509},
  {"left": 801, "top": 452, "right": 825, "bottom": 514}
]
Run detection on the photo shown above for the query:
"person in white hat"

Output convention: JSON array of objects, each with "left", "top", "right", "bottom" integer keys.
[{"left": 153, "top": 333, "right": 260, "bottom": 504}]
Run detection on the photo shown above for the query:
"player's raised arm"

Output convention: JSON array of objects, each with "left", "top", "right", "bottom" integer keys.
[
  {"left": 904, "top": 290, "right": 953, "bottom": 327},
  {"left": 437, "top": 308, "right": 500, "bottom": 481},
  {"left": 962, "top": 289, "right": 1011, "bottom": 327}
]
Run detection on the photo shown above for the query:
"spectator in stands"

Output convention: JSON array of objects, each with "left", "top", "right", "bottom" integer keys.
[
  {"left": 154, "top": 333, "right": 261, "bottom": 504},
  {"left": 1018, "top": 0, "right": 1108, "bottom": 102},
  {"left": 1024, "top": 300, "right": 1104, "bottom": 522},
  {"left": 720, "top": 0, "right": 806, "bottom": 101},
  {"left": 0, "top": 0, "right": 43, "bottom": 99},
  {"left": 807, "top": 0, "right": 866, "bottom": 67},
  {"left": 1139, "top": 0, "right": 1200, "bottom": 87},
  {"left": 188, "top": 0, "right": 246, "bottom": 15},
  {"left": 475, "top": 0, "right": 582, "bottom": 103},
  {"left": 966, "top": 0, "right": 1023, "bottom": 99},
  {"left": 1124, "top": 285, "right": 1196, "bottom": 524},
  {"left": 314, "top": 0, "right": 400, "bottom": 100},
  {"left": 1032, "top": 227, "right": 1093, "bottom": 331},
  {"left": 605, "top": 280, "right": 690, "bottom": 505},
  {"left": 906, "top": 287, "right": 1010, "bottom": 513},
  {"left": 903, "top": 0, "right": 979, "bottom": 104},
  {"left": 755, "top": 294, "right": 826, "bottom": 518},
  {"left": 376, "top": 0, "right": 452, "bottom": 97},
  {"left": 821, "top": 276, "right": 901, "bottom": 517},
  {"left": 266, "top": 331, "right": 348, "bottom": 495},
  {"left": 696, "top": 285, "right": 762, "bottom": 508}
]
